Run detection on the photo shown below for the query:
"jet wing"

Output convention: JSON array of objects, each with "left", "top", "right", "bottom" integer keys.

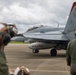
[{"left": 23, "top": 31, "right": 69, "bottom": 42}]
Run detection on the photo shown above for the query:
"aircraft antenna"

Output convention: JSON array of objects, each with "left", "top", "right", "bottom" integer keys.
[{"left": 57, "top": 24, "right": 59, "bottom": 27}]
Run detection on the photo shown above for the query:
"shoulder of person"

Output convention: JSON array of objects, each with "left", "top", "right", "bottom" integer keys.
[{"left": 68, "top": 39, "right": 76, "bottom": 46}]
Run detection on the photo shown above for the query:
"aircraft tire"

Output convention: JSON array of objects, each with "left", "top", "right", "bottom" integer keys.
[
  {"left": 50, "top": 49, "right": 57, "bottom": 56},
  {"left": 32, "top": 49, "right": 39, "bottom": 53}
]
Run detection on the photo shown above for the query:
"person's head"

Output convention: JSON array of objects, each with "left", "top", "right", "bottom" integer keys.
[
  {"left": 14, "top": 66, "right": 30, "bottom": 75},
  {"left": 0, "top": 22, "right": 18, "bottom": 46},
  {"left": 0, "top": 22, "right": 18, "bottom": 37},
  {"left": 7, "top": 24, "right": 18, "bottom": 38}
]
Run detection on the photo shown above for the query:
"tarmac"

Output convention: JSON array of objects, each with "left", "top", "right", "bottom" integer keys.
[{"left": 5, "top": 44, "right": 70, "bottom": 75}]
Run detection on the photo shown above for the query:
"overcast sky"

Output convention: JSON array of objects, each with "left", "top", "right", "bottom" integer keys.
[{"left": 0, "top": 0, "right": 76, "bottom": 33}]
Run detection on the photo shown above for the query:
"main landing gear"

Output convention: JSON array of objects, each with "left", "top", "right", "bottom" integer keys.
[
  {"left": 32, "top": 48, "right": 57, "bottom": 56},
  {"left": 32, "top": 49, "right": 39, "bottom": 53},
  {"left": 50, "top": 48, "right": 57, "bottom": 56}
]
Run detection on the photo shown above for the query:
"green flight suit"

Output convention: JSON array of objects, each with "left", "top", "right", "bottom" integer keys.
[
  {"left": 0, "top": 46, "right": 8, "bottom": 75},
  {"left": 66, "top": 39, "right": 76, "bottom": 75}
]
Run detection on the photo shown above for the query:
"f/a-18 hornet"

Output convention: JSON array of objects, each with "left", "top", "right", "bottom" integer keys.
[{"left": 23, "top": 2, "right": 76, "bottom": 56}]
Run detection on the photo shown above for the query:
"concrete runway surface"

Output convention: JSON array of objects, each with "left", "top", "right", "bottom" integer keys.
[{"left": 5, "top": 44, "right": 70, "bottom": 75}]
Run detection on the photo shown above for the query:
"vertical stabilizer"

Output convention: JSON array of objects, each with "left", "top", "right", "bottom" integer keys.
[{"left": 64, "top": 2, "right": 76, "bottom": 40}]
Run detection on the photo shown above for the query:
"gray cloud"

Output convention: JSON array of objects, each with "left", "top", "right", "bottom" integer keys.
[{"left": 0, "top": 0, "right": 76, "bottom": 33}]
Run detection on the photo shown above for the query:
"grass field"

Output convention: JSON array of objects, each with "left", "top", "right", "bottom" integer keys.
[{"left": 10, "top": 41, "right": 24, "bottom": 44}]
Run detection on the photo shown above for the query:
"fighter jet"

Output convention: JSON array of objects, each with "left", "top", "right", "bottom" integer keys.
[
  {"left": 23, "top": 2, "right": 76, "bottom": 56},
  {"left": 11, "top": 26, "right": 42, "bottom": 43}
]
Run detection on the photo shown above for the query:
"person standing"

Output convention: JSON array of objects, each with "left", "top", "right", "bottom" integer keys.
[
  {"left": 0, "top": 22, "right": 18, "bottom": 75},
  {"left": 66, "top": 38, "right": 76, "bottom": 75}
]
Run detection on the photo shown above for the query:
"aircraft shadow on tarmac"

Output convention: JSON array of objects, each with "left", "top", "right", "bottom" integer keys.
[{"left": 23, "top": 51, "right": 66, "bottom": 59}]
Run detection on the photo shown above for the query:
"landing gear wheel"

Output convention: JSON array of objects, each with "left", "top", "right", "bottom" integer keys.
[
  {"left": 50, "top": 49, "right": 57, "bottom": 56},
  {"left": 32, "top": 49, "right": 39, "bottom": 53}
]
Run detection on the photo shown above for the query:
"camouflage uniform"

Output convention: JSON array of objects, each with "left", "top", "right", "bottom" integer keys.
[
  {"left": 0, "top": 46, "right": 8, "bottom": 75},
  {"left": 66, "top": 39, "right": 76, "bottom": 75}
]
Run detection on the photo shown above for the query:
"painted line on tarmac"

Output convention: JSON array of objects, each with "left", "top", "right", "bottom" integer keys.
[{"left": 30, "top": 69, "right": 69, "bottom": 73}]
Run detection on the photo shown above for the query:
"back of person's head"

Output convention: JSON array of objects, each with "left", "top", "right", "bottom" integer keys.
[
  {"left": 14, "top": 66, "right": 30, "bottom": 75},
  {"left": 17, "top": 70, "right": 28, "bottom": 75}
]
